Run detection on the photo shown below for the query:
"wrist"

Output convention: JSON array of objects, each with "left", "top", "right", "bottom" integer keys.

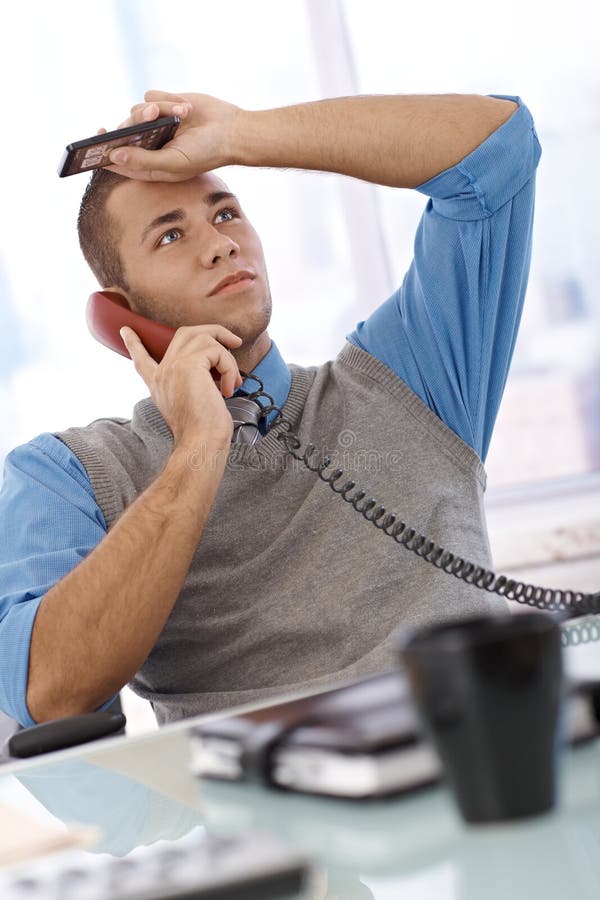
[
  {"left": 171, "top": 432, "right": 231, "bottom": 469},
  {"left": 226, "top": 108, "right": 266, "bottom": 167},
  {"left": 224, "top": 102, "right": 335, "bottom": 172}
]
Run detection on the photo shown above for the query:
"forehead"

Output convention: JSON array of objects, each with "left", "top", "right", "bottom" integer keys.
[{"left": 108, "top": 173, "right": 231, "bottom": 234}]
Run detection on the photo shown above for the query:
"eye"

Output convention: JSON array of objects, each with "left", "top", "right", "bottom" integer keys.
[
  {"left": 215, "top": 206, "right": 239, "bottom": 223},
  {"left": 158, "top": 228, "right": 182, "bottom": 246}
]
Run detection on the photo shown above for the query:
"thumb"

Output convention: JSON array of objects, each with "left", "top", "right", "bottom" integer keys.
[{"left": 108, "top": 145, "right": 189, "bottom": 182}]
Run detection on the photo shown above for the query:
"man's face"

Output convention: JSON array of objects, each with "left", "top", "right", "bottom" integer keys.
[{"left": 106, "top": 173, "right": 272, "bottom": 346}]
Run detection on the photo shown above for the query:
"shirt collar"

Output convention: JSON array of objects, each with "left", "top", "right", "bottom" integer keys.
[{"left": 237, "top": 339, "right": 291, "bottom": 429}]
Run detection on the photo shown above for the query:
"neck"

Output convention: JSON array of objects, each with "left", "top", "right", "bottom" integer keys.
[{"left": 233, "top": 330, "right": 271, "bottom": 375}]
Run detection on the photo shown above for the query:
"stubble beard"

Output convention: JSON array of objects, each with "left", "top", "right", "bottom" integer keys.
[{"left": 127, "top": 284, "right": 273, "bottom": 351}]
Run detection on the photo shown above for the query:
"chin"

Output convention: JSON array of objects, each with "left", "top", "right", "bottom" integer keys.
[{"left": 222, "top": 302, "right": 272, "bottom": 346}]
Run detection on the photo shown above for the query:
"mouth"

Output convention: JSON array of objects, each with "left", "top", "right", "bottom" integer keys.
[{"left": 209, "top": 271, "right": 256, "bottom": 297}]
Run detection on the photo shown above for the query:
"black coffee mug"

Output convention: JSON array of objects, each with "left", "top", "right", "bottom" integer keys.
[{"left": 398, "top": 612, "right": 564, "bottom": 824}]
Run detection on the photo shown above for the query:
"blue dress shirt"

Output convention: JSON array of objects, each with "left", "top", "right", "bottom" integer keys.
[{"left": 0, "top": 95, "right": 541, "bottom": 726}]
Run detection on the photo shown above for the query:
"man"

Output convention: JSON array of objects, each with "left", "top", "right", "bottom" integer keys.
[{"left": 0, "top": 90, "right": 541, "bottom": 727}]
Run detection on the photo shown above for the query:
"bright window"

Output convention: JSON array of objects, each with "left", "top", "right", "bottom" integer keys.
[{"left": 342, "top": 0, "right": 600, "bottom": 489}]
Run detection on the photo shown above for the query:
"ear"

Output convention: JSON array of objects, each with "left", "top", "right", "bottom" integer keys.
[{"left": 103, "top": 285, "right": 134, "bottom": 311}]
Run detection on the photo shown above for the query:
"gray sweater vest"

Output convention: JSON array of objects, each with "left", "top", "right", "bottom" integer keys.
[{"left": 56, "top": 343, "right": 507, "bottom": 724}]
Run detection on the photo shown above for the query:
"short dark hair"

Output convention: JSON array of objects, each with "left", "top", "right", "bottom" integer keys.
[{"left": 77, "top": 168, "right": 129, "bottom": 288}]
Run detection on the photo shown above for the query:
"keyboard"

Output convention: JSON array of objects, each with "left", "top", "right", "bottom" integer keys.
[{"left": 0, "top": 827, "right": 309, "bottom": 899}]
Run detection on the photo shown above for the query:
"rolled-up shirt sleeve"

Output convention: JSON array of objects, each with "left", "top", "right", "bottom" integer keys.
[
  {"left": 347, "top": 94, "right": 542, "bottom": 460},
  {"left": 0, "top": 433, "right": 107, "bottom": 726}
]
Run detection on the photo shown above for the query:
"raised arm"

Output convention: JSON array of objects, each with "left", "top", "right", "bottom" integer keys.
[{"left": 106, "top": 90, "right": 518, "bottom": 187}]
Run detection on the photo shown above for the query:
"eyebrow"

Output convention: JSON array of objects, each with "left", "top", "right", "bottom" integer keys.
[{"left": 140, "top": 191, "right": 239, "bottom": 245}]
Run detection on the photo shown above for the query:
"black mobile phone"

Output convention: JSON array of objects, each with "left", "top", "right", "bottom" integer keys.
[{"left": 57, "top": 115, "right": 180, "bottom": 178}]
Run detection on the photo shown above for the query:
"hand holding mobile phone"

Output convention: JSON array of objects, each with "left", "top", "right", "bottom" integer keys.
[{"left": 57, "top": 116, "right": 180, "bottom": 177}]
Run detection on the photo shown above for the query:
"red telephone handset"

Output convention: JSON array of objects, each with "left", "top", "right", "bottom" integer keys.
[{"left": 86, "top": 291, "right": 176, "bottom": 363}]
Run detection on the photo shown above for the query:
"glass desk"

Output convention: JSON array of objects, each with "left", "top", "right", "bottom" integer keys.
[{"left": 1, "top": 635, "right": 600, "bottom": 900}]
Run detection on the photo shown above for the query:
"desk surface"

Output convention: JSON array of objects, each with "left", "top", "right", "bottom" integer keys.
[{"left": 2, "top": 658, "right": 600, "bottom": 900}]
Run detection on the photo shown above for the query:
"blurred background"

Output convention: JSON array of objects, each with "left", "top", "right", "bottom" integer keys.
[{"left": 1, "top": 0, "right": 599, "bottom": 712}]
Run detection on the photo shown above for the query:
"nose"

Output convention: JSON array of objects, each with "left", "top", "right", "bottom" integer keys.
[{"left": 198, "top": 222, "right": 240, "bottom": 267}]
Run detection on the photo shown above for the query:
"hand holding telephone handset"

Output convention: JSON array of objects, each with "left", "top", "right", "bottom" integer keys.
[
  {"left": 87, "top": 290, "right": 244, "bottom": 448},
  {"left": 87, "top": 291, "right": 600, "bottom": 628}
]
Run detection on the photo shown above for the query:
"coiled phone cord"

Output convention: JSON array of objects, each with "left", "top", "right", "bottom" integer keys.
[{"left": 242, "top": 374, "right": 600, "bottom": 639}]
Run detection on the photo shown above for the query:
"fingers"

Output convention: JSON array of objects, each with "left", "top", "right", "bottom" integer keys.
[
  {"left": 174, "top": 325, "right": 243, "bottom": 351},
  {"left": 120, "top": 326, "right": 158, "bottom": 385},
  {"left": 103, "top": 89, "right": 192, "bottom": 136},
  {"left": 106, "top": 99, "right": 191, "bottom": 138},
  {"left": 134, "top": 100, "right": 192, "bottom": 122},
  {"left": 144, "top": 90, "right": 188, "bottom": 103},
  {"left": 211, "top": 344, "right": 241, "bottom": 397},
  {"left": 121, "top": 323, "right": 243, "bottom": 397},
  {"left": 164, "top": 327, "right": 243, "bottom": 397},
  {"left": 125, "top": 99, "right": 191, "bottom": 128},
  {"left": 171, "top": 327, "right": 243, "bottom": 396}
]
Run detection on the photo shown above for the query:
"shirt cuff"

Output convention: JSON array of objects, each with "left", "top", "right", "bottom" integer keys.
[
  {"left": 0, "top": 593, "right": 119, "bottom": 728},
  {"left": 415, "top": 94, "right": 542, "bottom": 220},
  {"left": 0, "top": 595, "right": 44, "bottom": 727}
]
